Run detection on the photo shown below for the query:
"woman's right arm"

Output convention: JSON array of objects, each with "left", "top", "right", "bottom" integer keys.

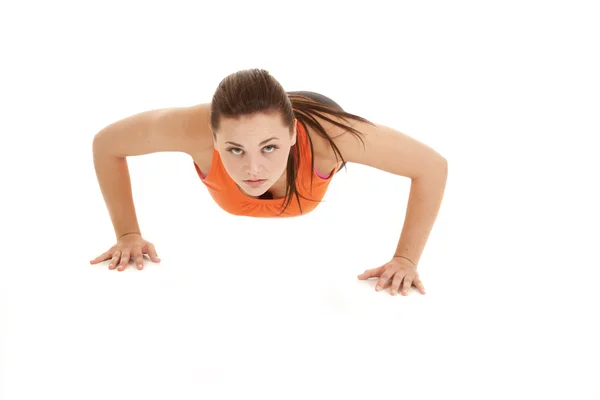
[{"left": 92, "top": 104, "right": 209, "bottom": 239}]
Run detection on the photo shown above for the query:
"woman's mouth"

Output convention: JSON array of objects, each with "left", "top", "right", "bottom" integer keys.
[{"left": 244, "top": 179, "right": 267, "bottom": 187}]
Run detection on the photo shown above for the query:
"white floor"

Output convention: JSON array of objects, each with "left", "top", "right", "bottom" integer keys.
[
  {"left": 2, "top": 2, "right": 599, "bottom": 399},
  {"left": 2, "top": 155, "right": 599, "bottom": 399}
]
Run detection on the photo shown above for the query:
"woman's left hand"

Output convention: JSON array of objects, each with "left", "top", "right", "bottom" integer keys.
[{"left": 357, "top": 256, "right": 426, "bottom": 296}]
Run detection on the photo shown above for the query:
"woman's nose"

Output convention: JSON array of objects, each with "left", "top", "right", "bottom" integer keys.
[{"left": 246, "top": 158, "right": 262, "bottom": 175}]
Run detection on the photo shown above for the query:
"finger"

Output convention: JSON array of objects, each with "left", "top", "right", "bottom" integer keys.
[
  {"left": 117, "top": 251, "right": 131, "bottom": 271},
  {"left": 108, "top": 251, "right": 121, "bottom": 270},
  {"left": 90, "top": 250, "right": 112, "bottom": 264},
  {"left": 401, "top": 277, "right": 413, "bottom": 296},
  {"left": 413, "top": 279, "right": 426, "bottom": 294},
  {"left": 357, "top": 266, "right": 384, "bottom": 280},
  {"left": 376, "top": 271, "right": 396, "bottom": 292},
  {"left": 132, "top": 247, "right": 144, "bottom": 270},
  {"left": 390, "top": 272, "right": 405, "bottom": 296},
  {"left": 146, "top": 243, "right": 161, "bottom": 263}
]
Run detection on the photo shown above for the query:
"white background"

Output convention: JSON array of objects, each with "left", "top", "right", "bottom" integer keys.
[{"left": 1, "top": 0, "right": 599, "bottom": 399}]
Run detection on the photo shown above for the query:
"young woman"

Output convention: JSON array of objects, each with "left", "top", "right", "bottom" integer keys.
[{"left": 90, "top": 69, "right": 448, "bottom": 296}]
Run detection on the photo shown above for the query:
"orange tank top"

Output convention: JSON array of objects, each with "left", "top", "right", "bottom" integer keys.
[{"left": 193, "top": 120, "right": 341, "bottom": 218}]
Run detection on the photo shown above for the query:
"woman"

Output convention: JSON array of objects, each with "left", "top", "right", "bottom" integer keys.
[{"left": 90, "top": 69, "right": 448, "bottom": 296}]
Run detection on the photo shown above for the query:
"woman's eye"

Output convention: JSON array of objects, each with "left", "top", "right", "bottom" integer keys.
[{"left": 228, "top": 145, "right": 277, "bottom": 155}]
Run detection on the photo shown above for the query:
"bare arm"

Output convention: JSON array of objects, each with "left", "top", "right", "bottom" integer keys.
[{"left": 92, "top": 104, "right": 210, "bottom": 239}]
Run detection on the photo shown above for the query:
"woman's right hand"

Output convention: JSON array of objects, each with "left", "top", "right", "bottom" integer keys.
[{"left": 90, "top": 233, "right": 161, "bottom": 271}]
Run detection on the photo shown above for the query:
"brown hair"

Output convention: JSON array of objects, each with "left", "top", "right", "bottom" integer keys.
[{"left": 209, "top": 68, "right": 375, "bottom": 215}]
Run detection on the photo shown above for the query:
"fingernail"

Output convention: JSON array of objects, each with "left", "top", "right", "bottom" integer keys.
[
  {"left": 137, "top": 264, "right": 142, "bottom": 269},
  {"left": 376, "top": 285, "right": 381, "bottom": 291},
  {"left": 391, "top": 289, "right": 397, "bottom": 295}
]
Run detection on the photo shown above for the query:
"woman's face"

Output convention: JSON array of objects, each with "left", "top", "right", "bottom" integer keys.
[{"left": 213, "top": 112, "right": 297, "bottom": 197}]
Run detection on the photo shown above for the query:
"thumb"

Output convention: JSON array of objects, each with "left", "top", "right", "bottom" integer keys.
[{"left": 357, "top": 266, "right": 384, "bottom": 279}]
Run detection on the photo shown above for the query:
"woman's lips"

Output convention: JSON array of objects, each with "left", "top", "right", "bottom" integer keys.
[{"left": 244, "top": 179, "right": 266, "bottom": 187}]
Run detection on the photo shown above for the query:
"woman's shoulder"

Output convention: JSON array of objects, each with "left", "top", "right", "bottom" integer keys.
[
  {"left": 184, "top": 103, "right": 216, "bottom": 171},
  {"left": 182, "top": 103, "right": 214, "bottom": 153},
  {"left": 301, "top": 119, "right": 344, "bottom": 173}
]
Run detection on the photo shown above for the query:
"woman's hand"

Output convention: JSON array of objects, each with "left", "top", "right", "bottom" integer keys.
[
  {"left": 90, "top": 233, "right": 160, "bottom": 271},
  {"left": 357, "top": 256, "right": 426, "bottom": 296}
]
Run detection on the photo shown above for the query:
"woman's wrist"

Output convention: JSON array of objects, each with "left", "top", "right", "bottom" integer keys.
[
  {"left": 118, "top": 231, "right": 141, "bottom": 239},
  {"left": 393, "top": 254, "right": 416, "bottom": 266}
]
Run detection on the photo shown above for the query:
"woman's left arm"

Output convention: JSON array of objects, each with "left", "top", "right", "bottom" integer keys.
[
  {"left": 391, "top": 160, "right": 447, "bottom": 265},
  {"left": 318, "top": 116, "right": 448, "bottom": 289}
]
